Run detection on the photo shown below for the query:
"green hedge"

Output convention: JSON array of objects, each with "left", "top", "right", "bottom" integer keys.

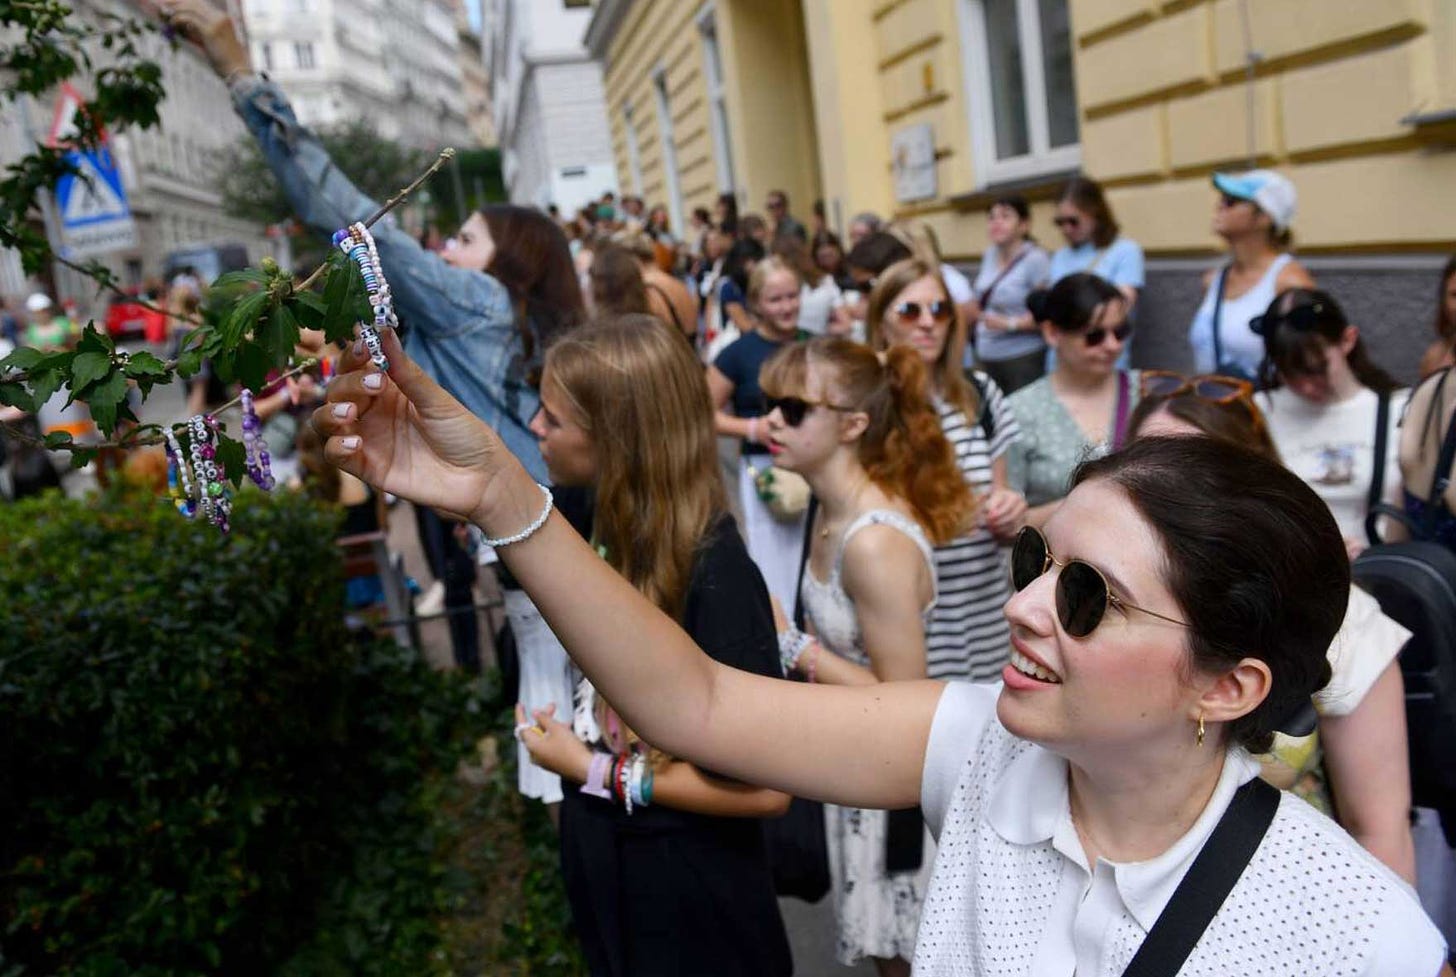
[{"left": 0, "top": 487, "right": 489, "bottom": 976}]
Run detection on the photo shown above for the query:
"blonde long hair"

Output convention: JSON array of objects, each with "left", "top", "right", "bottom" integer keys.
[
  {"left": 866, "top": 257, "right": 979, "bottom": 420},
  {"left": 542, "top": 314, "right": 726, "bottom": 619}
]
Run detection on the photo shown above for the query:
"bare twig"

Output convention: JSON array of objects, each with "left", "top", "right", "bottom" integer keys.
[
  {"left": 293, "top": 147, "right": 455, "bottom": 295},
  {"left": 52, "top": 252, "right": 205, "bottom": 328}
]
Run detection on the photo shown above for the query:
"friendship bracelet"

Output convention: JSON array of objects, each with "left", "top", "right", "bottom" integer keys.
[
  {"left": 777, "top": 625, "right": 814, "bottom": 675},
  {"left": 481, "top": 483, "right": 554, "bottom": 548},
  {"left": 581, "top": 751, "right": 613, "bottom": 800},
  {"left": 805, "top": 641, "right": 821, "bottom": 684}
]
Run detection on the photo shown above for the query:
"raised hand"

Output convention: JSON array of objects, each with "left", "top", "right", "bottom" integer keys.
[
  {"left": 311, "top": 329, "right": 515, "bottom": 524},
  {"left": 151, "top": 0, "right": 252, "bottom": 78}
]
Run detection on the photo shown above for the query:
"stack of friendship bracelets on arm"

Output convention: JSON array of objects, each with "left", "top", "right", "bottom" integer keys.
[
  {"left": 331, "top": 221, "right": 397, "bottom": 371},
  {"left": 579, "top": 750, "right": 654, "bottom": 815}
]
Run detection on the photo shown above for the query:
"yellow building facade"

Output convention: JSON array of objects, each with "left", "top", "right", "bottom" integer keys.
[{"left": 590, "top": 0, "right": 1456, "bottom": 372}]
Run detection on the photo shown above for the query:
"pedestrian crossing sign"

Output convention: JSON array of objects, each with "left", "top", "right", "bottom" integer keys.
[{"left": 55, "top": 145, "right": 137, "bottom": 258}]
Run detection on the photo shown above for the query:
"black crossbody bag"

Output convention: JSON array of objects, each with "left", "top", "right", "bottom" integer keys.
[{"left": 1120, "top": 777, "right": 1280, "bottom": 977}]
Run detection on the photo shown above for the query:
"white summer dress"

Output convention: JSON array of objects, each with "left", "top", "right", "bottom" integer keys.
[{"left": 800, "top": 508, "right": 938, "bottom": 965}]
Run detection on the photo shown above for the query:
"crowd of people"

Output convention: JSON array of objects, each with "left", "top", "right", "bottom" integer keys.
[{"left": 12, "top": 4, "right": 1456, "bottom": 975}]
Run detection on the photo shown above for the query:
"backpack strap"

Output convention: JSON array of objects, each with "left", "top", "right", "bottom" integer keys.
[
  {"left": 792, "top": 495, "right": 818, "bottom": 630},
  {"left": 1120, "top": 778, "right": 1281, "bottom": 977},
  {"left": 968, "top": 372, "right": 995, "bottom": 442},
  {"left": 1365, "top": 390, "right": 1391, "bottom": 547}
]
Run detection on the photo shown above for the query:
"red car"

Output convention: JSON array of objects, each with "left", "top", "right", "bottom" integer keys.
[{"left": 105, "top": 292, "right": 166, "bottom": 342}]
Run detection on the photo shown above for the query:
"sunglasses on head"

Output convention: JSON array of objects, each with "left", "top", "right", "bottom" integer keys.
[
  {"left": 1011, "top": 526, "right": 1189, "bottom": 638},
  {"left": 1083, "top": 322, "right": 1132, "bottom": 346},
  {"left": 764, "top": 395, "right": 857, "bottom": 427},
  {"left": 1249, "top": 302, "right": 1336, "bottom": 337},
  {"left": 1139, "top": 370, "right": 1252, "bottom": 403},
  {"left": 1053, "top": 215, "right": 1082, "bottom": 228},
  {"left": 892, "top": 300, "right": 954, "bottom": 325}
]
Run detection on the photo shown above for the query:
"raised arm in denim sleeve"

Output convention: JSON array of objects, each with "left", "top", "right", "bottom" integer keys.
[{"left": 229, "top": 76, "right": 511, "bottom": 339}]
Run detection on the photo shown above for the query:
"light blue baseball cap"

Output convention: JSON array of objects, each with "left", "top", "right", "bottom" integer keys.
[{"left": 1212, "top": 169, "right": 1297, "bottom": 231}]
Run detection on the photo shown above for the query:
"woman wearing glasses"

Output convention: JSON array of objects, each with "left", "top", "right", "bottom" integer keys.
[
  {"left": 866, "top": 258, "right": 1026, "bottom": 681},
  {"left": 760, "top": 337, "right": 973, "bottom": 975},
  {"left": 1255, "top": 288, "right": 1407, "bottom": 559},
  {"left": 1188, "top": 171, "right": 1316, "bottom": 382},
  {"left": 315, "top": 347, "right": 1446, "bottom": 974},
  {"left": 1126, "top": 371, "right": 1416, "bottom": 883},
  {"left": 1007, "top": 273, "right": 1139, "bottom": 528},
  {"left": 1048, "top": 177, "right": 1144, "bottom": 314}
]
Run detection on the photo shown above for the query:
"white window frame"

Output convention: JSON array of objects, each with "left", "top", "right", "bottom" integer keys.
[
  {"left": 623, "top": 103, "right": 644, "bottom": 196},
  {"left": 957, "top": 0, "right": 1080, "bottom": 186},
  {"left": 696, "top": 3, "right": 737, "bottom": 195},
  {"left": 294, "top": 40, "right": 315, "bottom": 70},
  {"left": 651, "top": 66, "right": 685, "bottom": 237}
]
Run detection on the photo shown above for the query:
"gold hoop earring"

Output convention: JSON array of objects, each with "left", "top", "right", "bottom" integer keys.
[{"left": 1196, "top": 713, "right": 1206, "bottom": 747}]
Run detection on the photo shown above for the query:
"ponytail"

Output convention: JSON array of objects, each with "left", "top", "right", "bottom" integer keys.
[
  {"left": 761, "top": 336, "right": 975, "bottom": 544},
  {"left": 867, "top": 345, "right": 977, "bottom": 544}
]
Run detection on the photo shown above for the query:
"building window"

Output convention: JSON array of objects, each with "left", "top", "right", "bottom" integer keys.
[
  {"left": 563, "top": 0, "right": 590, "bottom": 7},
  {"left": 623, "top": 104, "right": 644, "bottom": 196},
  {"left": 294, "top": 41, "right": 315, "bottom": 70},
  {"left": 651, "top": 68, "right": 685, "bottom": 236},
  {"left": 697, "top": 8, "right": 737, "bottom": 195},
  {"left": 959, "top": 0, "right": 1079, "bottom": 185},
  {"left": 260, "top": 42, "right": 273, "bottom": 72}
]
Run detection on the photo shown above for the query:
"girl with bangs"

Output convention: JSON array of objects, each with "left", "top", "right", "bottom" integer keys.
[
  {"left": 517, "top": 315, "right": 792, "bottom": 977},
  {"left": 1254, "top": 288, "right": 1408, "bottom": 558},
  {"left": 763, "top": 336, "right": 974, "bottom": 975},
  {"left": 867, "top": 257, "right": 1026, "bottom": 682}
]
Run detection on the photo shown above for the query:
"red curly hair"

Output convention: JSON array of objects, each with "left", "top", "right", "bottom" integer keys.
[{"left": 761, "top": 336, "right": 976, "bottom": 545}]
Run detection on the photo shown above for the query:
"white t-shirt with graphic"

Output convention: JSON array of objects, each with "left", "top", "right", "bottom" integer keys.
[{"left": 1264, "top": 386, "right": 1409, "bottom": 542}]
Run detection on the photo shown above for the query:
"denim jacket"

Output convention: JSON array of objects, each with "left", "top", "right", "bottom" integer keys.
[{"left": 231, "top": 77, "right": 546, "bottom": 482}]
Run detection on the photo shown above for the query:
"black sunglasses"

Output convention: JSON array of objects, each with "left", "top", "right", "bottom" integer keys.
[
  {"left": 1053, "top": 216, "right": 1082, "bottom": 228},
  {"left": 1083, "top": 322, "right": 1132, "bottom": 347},
  {"left": 1010, "top": 526, "right": 1188, "bottom": 637},
  {"left": 764, "top": 395, "right": 857, "bottom": 427},
  {"left": 1217, "top": 193, "right": 1248, "bottom": 209},
  {"left": 892, "top": 300, "right": 953, "bottom": 324}
]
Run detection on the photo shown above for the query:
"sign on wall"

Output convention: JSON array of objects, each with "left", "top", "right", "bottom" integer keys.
[
  {"left": 49, "top": 82, "right": 138, "bottom": 258},
  {"left": 892, "top": 123, "right": 937, "bottom": 203}
]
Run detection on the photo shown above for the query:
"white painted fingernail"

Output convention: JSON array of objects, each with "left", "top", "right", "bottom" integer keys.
[
  {"left": 362, "top": 373, "right": 383, "bottom": 390},
  {"left": 340, "top": 436, "right": 360, "bottom": 450},
  {"left": 331, "top": 403, "right": 350, "bottom": 418}
]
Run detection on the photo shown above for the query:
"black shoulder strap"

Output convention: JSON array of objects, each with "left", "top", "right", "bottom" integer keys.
[
  {"left": 1120, "top": 778, "right": 1280, "bottom": 977},
  {"left": 1428, "top": 381, "right": 1456, "bottom": 536},
  {"left": 792, "top": 495, "right": 818, "bottom": 630},
  {"left": 968, "top": 372, "right": 995, "bottom": 442},
  {"left": 1210, "top": 265, "right": 1230, "bottom": 370},
  {"left": 644, "top": 281, "right": 685, "bottom": 335},
  {"left": 1365, "top": 390, "right": 1391, "bottom": 546}
]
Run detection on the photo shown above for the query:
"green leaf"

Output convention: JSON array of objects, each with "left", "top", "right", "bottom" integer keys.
[
  {"left": 29, "top": 369, "right": 63, "bottom": 409},
  {"left": 0, "top": 347, "right": 45, "bottom": 372},
  {"left": 70, "top": 351, "right": 112, "bottom": 393},
  {"left": 321, "top": 258, "right": 360, "bottom": 345},
  {"left": 288, "top": 291, "right": 326, "bottom": 332},
  {"left": 76, "top": 323, "right": 114, "bottom": 356},
  {"left": 176, "top": 348, "right": 205, "bottom": 379},
  {"left": 234, "top": 341, "right": 270, "bottom": 393},
  {"left": 215, "top": 433, "right": 246, "bottom": 486},
  {"left": 85, "top": 370, "right": 130, "bottom": 436},
  {"left": 212, "top": 269, "right": 269, "bottom": 290},
  {"left": 122, "top": 351, "right": 168, "bottom": 378},
  {"left": 220, "top": 291, "right": 269, "bottom": 349},
  {"left": 68, "top": 447, "right": 99, "bottom": 470},
  {"left": 256, "top": 304, "right": 300, "bottom": 365},
  {"left": 0, "top": 382, "right": 36, "bottom": 413},
  {"left": 43, "top": 431, "right": 74, "bottom": 449}
]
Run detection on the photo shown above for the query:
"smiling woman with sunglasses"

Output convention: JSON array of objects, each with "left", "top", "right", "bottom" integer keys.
[
  {"left": 1007, "top": 273, "right": 1140, "bottom": 528},
  {"left": 314, "top": 354, "right": 1447, "bottom": 972},
  {"left": 759, "top": 336, "right": 973, "bottom": 974}
]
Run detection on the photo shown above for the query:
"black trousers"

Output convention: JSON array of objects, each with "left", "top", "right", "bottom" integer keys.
[{"left": 413, "top": 504, "right": 480, "bottom": 672}]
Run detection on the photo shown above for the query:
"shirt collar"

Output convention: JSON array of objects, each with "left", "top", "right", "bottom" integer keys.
[{"left": 985, "top": 742, "right": 1263, "bottom": 931}]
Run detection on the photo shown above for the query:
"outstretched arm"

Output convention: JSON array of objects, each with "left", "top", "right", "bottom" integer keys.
[{"left": 313, "top": 331, "right": 945, "bottom": 810}]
